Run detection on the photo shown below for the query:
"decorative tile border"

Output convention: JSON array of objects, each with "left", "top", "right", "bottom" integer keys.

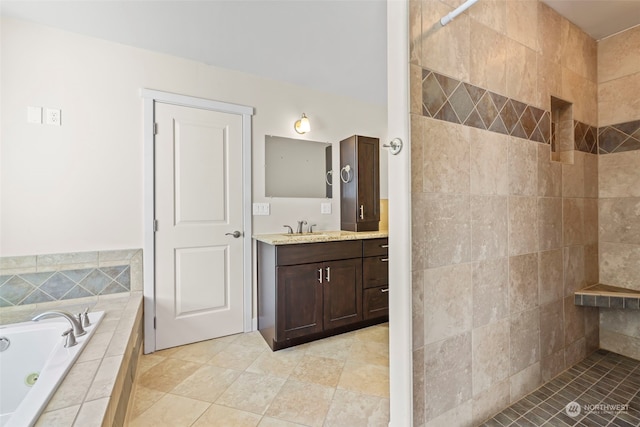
[
  {"left": 0, "top": 265, "right": 130, "bottom": 306},
  {"left": 420, "top": 67, "right": 601, "bottom": 155},
  {"left": 599, "top": 119, "right": 640, "bottom": 154}
]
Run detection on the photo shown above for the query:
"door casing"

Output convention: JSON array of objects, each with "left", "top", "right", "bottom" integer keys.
[{"left": 141, "top": 89, "right": 254, "bottom": 354}]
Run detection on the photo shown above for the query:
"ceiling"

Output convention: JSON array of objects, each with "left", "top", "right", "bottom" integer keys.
[{"left": 1, "top": 1, "right": 639, "bottom": 106}]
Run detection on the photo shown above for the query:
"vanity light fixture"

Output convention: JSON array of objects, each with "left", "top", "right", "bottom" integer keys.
[{"left": 294, "top": 113, "right": 311, "bottom": 134}]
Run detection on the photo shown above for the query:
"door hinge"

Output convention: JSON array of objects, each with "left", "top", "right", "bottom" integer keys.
[
  {"left": 153, "top": 316, "right": 157, "bottom": 329},
  {"left": 153, "top": 123, "right": 158, "bottom": 135},
  {"left": 153, "top": 220, "right": 158, "bottom": 232}
]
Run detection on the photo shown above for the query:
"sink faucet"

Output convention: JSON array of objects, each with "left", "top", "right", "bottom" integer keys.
[
  {"left": 32, "top": 310, "right": 86, "bottom": 336},
  {"left": 309, "top": 224, "right": 317, "bottom": 233},
  {"left": 283, "top": 225, "right": 293, "bottom": 234},
  {"left": 296, "top": 220, "right": 307, "bottom": 234}
]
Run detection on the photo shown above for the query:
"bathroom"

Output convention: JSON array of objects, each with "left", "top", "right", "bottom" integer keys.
[{"left": 1, "top": 0, "right": 640, "bottom": 426}]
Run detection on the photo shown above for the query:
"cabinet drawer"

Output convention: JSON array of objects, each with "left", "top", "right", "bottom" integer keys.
[
  {"left": 363, "top": 238, "right": 388, "bottom": 257},
  {"left": 363, "top": 256, "right": 388, "bottom": 289},
  {"left": 275, "top": 240, "right": 362, "bottom": 266},
  {"left": 363, "top": 286, "right": 389, "bottom": 320}
]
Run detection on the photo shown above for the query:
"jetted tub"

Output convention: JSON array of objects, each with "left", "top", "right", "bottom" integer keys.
[{"left": 0, "top": 311, "right": 104, "bottom": 427}]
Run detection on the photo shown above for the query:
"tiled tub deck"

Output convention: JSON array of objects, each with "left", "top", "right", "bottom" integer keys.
[{"left": 0, "top": 292, "right": 143, "bottom": 426}]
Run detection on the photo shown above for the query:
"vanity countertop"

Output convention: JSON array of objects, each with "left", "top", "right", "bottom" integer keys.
[{"left": 254, "top": 230, "right": 388, "bottom": 245}]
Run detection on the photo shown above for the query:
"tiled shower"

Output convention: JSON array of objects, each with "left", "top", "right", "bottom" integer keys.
[{"left": 409, "top": 0, "right": 640, "bottom": 425}]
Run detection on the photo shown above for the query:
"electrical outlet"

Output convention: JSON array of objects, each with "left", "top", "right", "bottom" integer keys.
[
  {"left": 321, "top": 202, "right": 332, "bottom": 214},
  {"left": 46, "top": 108, "right": 61, "bottom": 126}
]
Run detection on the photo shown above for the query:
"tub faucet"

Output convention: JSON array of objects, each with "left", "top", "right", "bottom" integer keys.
[
  {"left": 296, "top": 220, "right": 307, "bottom": 234},
  {"left": 32, "top": 310, "right": 86, "bottom": 337}
]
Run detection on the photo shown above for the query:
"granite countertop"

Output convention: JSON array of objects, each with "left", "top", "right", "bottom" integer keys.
[{"left": 254, "top": 230, "right": 388, "bottom": 245}]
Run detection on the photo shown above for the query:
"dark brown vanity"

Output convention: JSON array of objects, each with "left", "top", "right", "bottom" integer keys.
[{"left": 256, "top": 233, "right": 388, "bottom": 351}]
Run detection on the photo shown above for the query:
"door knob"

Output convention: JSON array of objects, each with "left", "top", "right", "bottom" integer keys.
[{"left": 225, "top": 231, "right": 242, "bottom": 238}]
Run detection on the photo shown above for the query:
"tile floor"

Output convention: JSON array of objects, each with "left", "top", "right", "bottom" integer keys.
[
  {"left": 125, "top": 323, "right": 389, "bottom": 427},
  {"left": 480, "top": 350, "right": 640, "bottom": 427}
]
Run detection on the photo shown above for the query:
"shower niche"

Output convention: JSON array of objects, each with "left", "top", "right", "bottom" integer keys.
[{"left": 550, "top": 96, "right": 574, "bottom": 163}]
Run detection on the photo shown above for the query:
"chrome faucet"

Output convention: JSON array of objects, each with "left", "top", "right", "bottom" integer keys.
[
  {"left": 296, "top": 220, "right": 307, "bottom": 234},
  {"left": 32, "top": 310, "right": 86, "bottom": 336},
  {"left": 283, "top": 225, "right": 293, "bottom": 234},
  {"left": 308, "top": 224, "right": 317, "bottom": 233}
]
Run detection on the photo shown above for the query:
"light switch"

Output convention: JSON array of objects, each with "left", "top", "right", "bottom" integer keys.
[
  {"left": 253, "top": 203, "right": 270, "bottom": 216},
  {"left": 321, "top": 202, "right": 332, "bottom": 214},
  {"left": 27, "top": 106, "right": 42, "bottom": 124}
]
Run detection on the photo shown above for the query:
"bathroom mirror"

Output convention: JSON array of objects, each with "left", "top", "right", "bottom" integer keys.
[{"left": 265, "top": 135, "right": 332, "bottom": 198}]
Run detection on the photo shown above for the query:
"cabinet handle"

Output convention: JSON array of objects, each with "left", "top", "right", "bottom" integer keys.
[
  {"left": 380, "top": 288, "right": 389, "bottom": 293},
  {"left": 325, "top": 266, "right": 331, "bottom": 282},
  {"left": 380, "top": 244, "right": 389, "bottom": 248},
  {"left": 318, "top": 268, "right": 323, "bottom": 284},
  {"left": 359, "top": 205, "right": 364, "bottom": 219},
  {"left": 380, "top": 258, "right": 388, "bottom": 262}
]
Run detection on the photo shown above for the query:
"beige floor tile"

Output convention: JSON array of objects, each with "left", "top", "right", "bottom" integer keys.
[
  {"left": 191, "top": 404, "right": 261, "bottom": 427},
  {"left": 128, "top": 386, "right": 165, "bottom": 420},
  {"left": 347, "top": 340, "right": 389, "bottom": 367},
  {"left": 128, "top": 394, "right": 209, "bottom": 427},
  {"left": 207, "top": 343, "right": 266, "bottom": 371},
  {"left": 167, "top": 339, "right": 231, "bottom": 364},
  {"left": 303, "top": 334, "right": 354, "bottom": 360},
  {"left": 135, "top": 354, "right": 165, "bottom": 378},
  {"left": 170, "top": 364, "right": 241, "bottom": 402},
  {"left": 137, "top": 358, "right": 201, "bottom": 392},
  {"left": 324, "top": 389, "right": 390, "bottom": 427},
  {"left": 232, "top": 331, "right": 272, "bottom": 349},
  {"left": 215, "top": 372, "right": 286, "bottom": 415},
  {"left": 354, "top": 324, "right": 389, "bottom": 345},
  {"left": 265, "top": 379, "right": 335, "bottom": 427},
  {"left": 153, "top": 346, "right": 182, "bottom": 358},
  {"left": 246, "top": 348, "right": 304, "bottom": 378},
  {"left": 258, "top": 417, "right": 307, "bottom": 426},
  {"left": 338, "top": 360, "right": 389, "bottom": 397},
  {"left": 289, "top": 355, "right": 345, "bottom": 387}
]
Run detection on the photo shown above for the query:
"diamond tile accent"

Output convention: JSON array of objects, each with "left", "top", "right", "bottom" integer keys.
[
  {"left": 0, "top": 264, "right": 130, "bottom": 306},
  {"left": 449, "top": 85, "right": 474, "bottom": 123},
  {"left": 600, "top": 120, "right": 640, "bottom": 154}
]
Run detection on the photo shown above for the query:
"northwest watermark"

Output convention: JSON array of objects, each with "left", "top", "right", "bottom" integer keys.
[{"left": 565, "top": 401, "right": 630, "bottom": 417}]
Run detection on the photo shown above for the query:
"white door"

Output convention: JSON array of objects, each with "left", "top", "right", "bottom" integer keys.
[{"left": 154, "top": 102, "right": 244, "bottom": 350}]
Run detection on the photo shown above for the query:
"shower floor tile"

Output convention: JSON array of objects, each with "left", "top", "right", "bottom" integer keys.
[{"left": 480, "top": 350, "right": 640, "bottom": 427}]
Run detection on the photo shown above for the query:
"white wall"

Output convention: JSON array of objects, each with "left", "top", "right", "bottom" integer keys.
[{"left": 1, "top": 17, "right": 387, "bottom": 256}]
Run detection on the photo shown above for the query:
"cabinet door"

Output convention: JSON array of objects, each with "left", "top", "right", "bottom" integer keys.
[
  {"left": 356, "top": 137, "right": 379, "bottom": 224},
  {"left": 323, "top": 258, "right": 363, "bottom": 330},
  {"left": 276, "top": 263, "right": 324, "bottom": 341},
  {"left": 363, "top": 286, "right": 389, "bottom": 320}
]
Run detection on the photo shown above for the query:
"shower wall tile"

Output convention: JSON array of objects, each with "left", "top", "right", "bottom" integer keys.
[
  {"left": 509, "top": 254, "right": 539, "bottom": 314},
  {"left": 583, "top": 198, "right": 598, "bottom": 244},
  {"left": 424, "top": 263, "right": 472, "bottom": 345},
  {"left": 420, "top": 0, "right": 470, "bottom": 83},
  {"left": 564, "top": 337, "right": 587, "bottom": 367},
  {"left": 598, "top": 150, "right": 640, "bottom": 197},
  {"left": 472, "top": 257, "right": 509, "bottom": 328},
  {"left": 506, "top": 0, "right": 538, "bottom": 51},
  {"left": 539, "top": 299, "right": 564, "bottom": 358},
  {"left": 411, "top": 116, "right": 424, "bottom": 194},
  {"left": 598, "top": 25, "right": 640, "bottom": 84},
  {"left": 562, "top": 198, "right": 584, "bottom": 246},
  {"left": 509, "top": 308, "right": 540, "bottom": 375},
  {"left": 469, "top": 128, "right": 509, "bottom": 196},
  {"left": 472, "top": 319, "right": 510, "bottom": 396},
  {"left": 423, "top": 193, "right": 471, "bottom": 268},
  {"left": 509, "top": 362, "right": 542, "bottom": 404},
  {"left": 471, "top": 380, "right": 510, "bottom": 427},
  {"left": 561, "top": 151, "right": 585, "bottom": 197},
  {"left": 509, "top": 138, "right": 538, "bottom": 196},
  {"left": 470, "top": 21, "right": 507, "bottom": 95},
  {"left": 411, "top": 64, "right": 423, "bottom": 115},
  {"left": 537, "top": 145, "right": 561, "bottom": 197},
  {"left": 583, "top": 154, "right": 598, "bottom": 197},
  {"left": 584, "top": 243, "right": 599, "bottom": 285},
  {"left": 538, "top": 2, "right": 562, "bottom": 65},
  {"left": 540, "top": 349, "right": 565, "bottom": 382},
  {"left": 598, "top": 120, "right": 640, "bottom": 154},
  {"left": 409, "top": 0, "right": 422, "bottom": 66},
  {"left": 538, "top": 249, "right": 563, "bottom": 306},
  {"left": 561, "top": 19, "right": 597, "bottom": 83},
  {"left": 599, "top": 198, "right": 640, "bottom": 245},
  {"left": 564, "top": 296, "right": 585, "bottom": 346},
  {"left": 422, "top": 118, "right": 470, "bottom": 193},
  {"left": 563, "top": 245, "right": 586, "bottom": 296},
  {"left": 470, "top": 196, "right": 508, "bottom": 261},
  {"left": 423, "top": 332, "right": 472, "bottom": 421},
  {"left": 508, "top": 196, "right": 538, "bottom": 256},
  {"left": 598, "top": 74, "right": 640, "bottom": 127},
  {"left": 600, "top": 242, "right": 640, "bottom": 292},
  {"left": 538, "top": 197, "right": 562, "bottom": 251},
  {"left": 468, "top": 0, "right": 506, "bottom": 36},
  {"left": 506, "top": 39, "right": 537, "bottom": 107}
]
